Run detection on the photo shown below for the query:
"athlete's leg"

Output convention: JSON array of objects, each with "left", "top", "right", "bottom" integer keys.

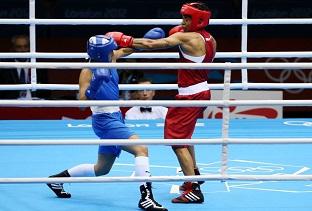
[
  {"left": 121, "top": 135, "right": 167, "bottom": 211},
  {"left": 187, "top": 146, "right": 204, "bottom": 184},
  {"left": 179, "top": 146, "right": 204, "bottom": 191},
  {"left": 188, "top": 146, "right": 197, "bottom": 169},
  {"left": 121, "top": 135, "right": 148, "bottom": 157},
  {"left": 165, "top": 105, "right": 205, "bottom": 203},
  {"left": 47, "top": 150, "right": 117, "bottom": 198},
  {"left": 172, "top": 146, "right": 195, "bottom": 176}
]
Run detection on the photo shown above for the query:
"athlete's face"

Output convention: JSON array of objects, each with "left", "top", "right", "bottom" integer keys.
[{"left": 181, "top": 15, "right": 192, "bottom": 32}]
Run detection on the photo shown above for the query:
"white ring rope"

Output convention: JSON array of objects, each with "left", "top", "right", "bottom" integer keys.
[
  {"left": 1, "top": 174, "right": 312, "bottom": 184},
  {"left": 2, "top": 138, "right": 312, "bottom": 183},
  {"left": 1, "top": 83, "right": 312, "bottom": 91},
  {"left": 241, "top": 0, "right": 249, "bottom": 89},
  {"left": 221, "top": 70, "right": 231, "bottom": 176},
  {"left": 1, "top": 138, "right": 312, "bottom": 145},
  {"left": 1, "top": 18, "right": 312, "bottom": 25},
  {"left": 0, "top": 99, "right": 311, "bottom": 107},
  {"left": 1, "top": 52, "right": 312, "bottom": 59},
  {"left": 0, "top": 62, "right": 312, "bottom": 69}
]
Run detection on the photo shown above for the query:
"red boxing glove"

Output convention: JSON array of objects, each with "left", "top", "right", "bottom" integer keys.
[
  {"left": 169, "top": 25, "right": 184, "bottom": 36},
  {"left": 105, "top": 32, "right": 133, "bottom": 48}
]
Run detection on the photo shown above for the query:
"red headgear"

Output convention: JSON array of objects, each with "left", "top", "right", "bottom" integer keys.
[{"left": 180, "top": 2, "right": 211, "bottom": 31}]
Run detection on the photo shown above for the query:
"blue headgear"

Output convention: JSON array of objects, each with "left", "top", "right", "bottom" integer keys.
[{"left": 87, "top": 35, "right": 118, "bottom": 62}]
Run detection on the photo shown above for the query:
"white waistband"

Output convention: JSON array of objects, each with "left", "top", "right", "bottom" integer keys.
[
  {"left": 178, "top": 81, "right": 209, "bottom": 95},
  {"left": 91, "top": 106, "right": 120, "bottom": 114}
]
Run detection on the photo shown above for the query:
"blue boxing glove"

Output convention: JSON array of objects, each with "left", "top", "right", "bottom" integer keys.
[
  {"left": 85, "top": 68, "right": 111, "bottom": 100},
  {"left": 143, "top": 27, "right": 165, "bottom": 39}
]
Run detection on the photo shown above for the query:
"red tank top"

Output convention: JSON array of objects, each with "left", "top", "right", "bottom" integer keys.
[{"left": 177, "top": 30, "right": 216, "bottom": 88}]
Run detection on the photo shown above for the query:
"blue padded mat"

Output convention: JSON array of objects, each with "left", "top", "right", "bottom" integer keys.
[{"left": 0, "top": 119, "right": 311, "bottom": 211}]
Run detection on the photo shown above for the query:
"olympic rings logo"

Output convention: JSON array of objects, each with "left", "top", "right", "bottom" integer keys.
[
  {"left": 264, "top": 57, "right": 312, "bottom": 94},
  {"left": 284, "top": 121, "right": 312, "bottom": 127}
]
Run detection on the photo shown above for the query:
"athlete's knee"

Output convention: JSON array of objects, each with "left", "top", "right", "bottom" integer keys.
[
  {"left": 94, "top": 164, "right": 111, "bottom": 176},
  {"left": 129, "top": 135, "right": 147, "bottom": 156},
  {"left": 172, "top": 146, "right": 188, "bottom": 155},
  {"left": 129, "top": 134, "right": 139, "bottom": 139},
  {"left": 172, "top": 145, "right": 187, "bottom": 151}
]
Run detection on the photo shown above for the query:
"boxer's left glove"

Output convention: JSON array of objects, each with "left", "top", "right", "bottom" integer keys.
[
  {"left": 105, "top": 32, "right": 133, "bottom": 48},
  {"left": 85, "top": 68, "right": 110, "bottom": 100},
  {"left": 143, "top": 27, "right": 165, "bottom": 39}
]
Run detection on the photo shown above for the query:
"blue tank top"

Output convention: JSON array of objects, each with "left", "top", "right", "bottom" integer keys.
[{"left": 95, "top": 67, "right": 119, "bottom": 100}]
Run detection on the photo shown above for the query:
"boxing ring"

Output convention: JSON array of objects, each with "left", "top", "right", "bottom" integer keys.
[{"left": 1, "top": 0, "right": 312, "bottom": 210}]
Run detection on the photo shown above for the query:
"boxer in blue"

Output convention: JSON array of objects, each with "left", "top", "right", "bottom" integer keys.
[{"left": 47, "top": 29, "right": 167, "bottom": 211}]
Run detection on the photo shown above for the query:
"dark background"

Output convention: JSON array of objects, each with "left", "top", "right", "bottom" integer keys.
[{"left": 0, "top": 0, "right": 311, "bottom": 118}]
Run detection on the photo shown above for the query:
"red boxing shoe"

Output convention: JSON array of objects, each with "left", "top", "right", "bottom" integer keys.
[
  {"left": 179, "top": 168, "right": 205, "bottom": 191},
  {"left": 172, "top": 182, "right": 204, "bottom": 203}
]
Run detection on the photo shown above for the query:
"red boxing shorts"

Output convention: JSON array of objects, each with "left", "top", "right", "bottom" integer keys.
[{"left": 164, "top": 90, "right": 211, "bottom": 146}]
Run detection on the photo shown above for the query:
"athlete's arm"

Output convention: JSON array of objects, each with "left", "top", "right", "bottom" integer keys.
[
  {"left": 113, "top": 48, "right": 134, "bottom": 61},
  {"left": 78, "top": 68, "right": 92, "bottom": 100},
  {"left": 132, "top": 33, "right": 184, "bottom": 50}
]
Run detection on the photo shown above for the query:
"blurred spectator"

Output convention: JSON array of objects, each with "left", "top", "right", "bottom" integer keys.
[
  {"left": 125, "top": 78, "right": 168, "bottom": 120},
  {"left": 0, "top": 35, "right": 50, "bottom": 99}
]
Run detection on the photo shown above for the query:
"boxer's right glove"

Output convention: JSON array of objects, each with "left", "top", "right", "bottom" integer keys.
[
  {"left": 105, "top": 32, "right": 133, "bottom": 48},
  {"left": 85, "top": 68, "right": 110, "bottom": 100},
  {"left": 169, "top": 25, "right": 184, "bottom": 36}
]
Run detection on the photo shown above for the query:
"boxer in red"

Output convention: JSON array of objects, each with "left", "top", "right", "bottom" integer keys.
[{"left": 107, "top": 1, "right": 216, "bottom": 204}]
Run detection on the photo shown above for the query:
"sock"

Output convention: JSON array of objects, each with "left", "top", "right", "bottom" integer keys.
[
  {"left": 67, "top": 164, "right": 96, "bottom": 177},
  {"left": 194, "top": 168, "right": 200, "bottom": 175},
  {"left": 135, "top": 156, "right": 150, "bottom": 185},
  {"left": 194, "top": 167, "right": 205, "bottom": 184}
]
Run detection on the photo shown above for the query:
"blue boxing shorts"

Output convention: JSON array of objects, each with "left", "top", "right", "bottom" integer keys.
[{"left": 92, "top": 111, "right": 135, "bottom": 157}]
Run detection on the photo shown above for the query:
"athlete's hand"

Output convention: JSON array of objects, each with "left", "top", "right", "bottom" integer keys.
[
  {"left": 143, "top": 27, "right": 165, "bottom": 39},
  {"left": 169, "top": 25, "right": 184, "bottom": 36},
  {"left": 105, "top": 32, "right": 133, "bottom": 48}
]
